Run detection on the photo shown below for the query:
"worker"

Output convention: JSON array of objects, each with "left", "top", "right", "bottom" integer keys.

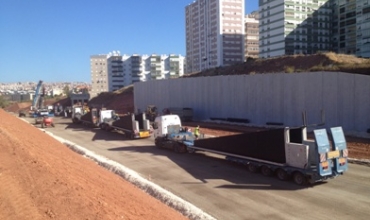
[{"left": 194, "top": 125, "right": 200, "bottom": 139}]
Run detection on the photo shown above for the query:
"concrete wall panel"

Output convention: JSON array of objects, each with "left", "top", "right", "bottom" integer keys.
[
  {"left": 134, "top": 72, "right": 370, "bottom": 133},
  {"left": 354, "top": 74, "right": 370, "bottom": 132},
  {"left": 337, "top": 73, "right": 356, "bottom": 131}
]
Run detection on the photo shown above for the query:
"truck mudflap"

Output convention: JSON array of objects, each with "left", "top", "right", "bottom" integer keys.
[{"left": 138, "top": 130, "right": 151, "bottom": 138}]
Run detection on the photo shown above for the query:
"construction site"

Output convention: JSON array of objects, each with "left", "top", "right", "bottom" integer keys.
[{"left": 1, "top": 53, "right": 370, "bottom": 220}]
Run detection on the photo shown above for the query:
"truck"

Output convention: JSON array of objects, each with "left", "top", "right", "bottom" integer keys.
[
  {"left": 30, "top": 80, "right": 54, "bottom": 118},
  {"left": 99, "top": 112, "right": 152, "bottom": 139},
  {"left": 153, "top": 114, "right": 349, "bottom": 185},
  {"left": 71, "top": 106, "right": 113, "bottom": 128},
  {"left": 71, "top": 105, "right": 88, "bottom": 124}
]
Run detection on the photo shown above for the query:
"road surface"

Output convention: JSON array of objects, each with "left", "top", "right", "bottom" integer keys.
[{"left": 23, "top": 116, "right": 370, "bottom": 220}]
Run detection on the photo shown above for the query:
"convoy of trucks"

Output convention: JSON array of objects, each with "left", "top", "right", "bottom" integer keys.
[
  {"left": 22, "top": 84, "right": 349, "bottom": 185},
  {"left": 153, "top": 114, "right": 348, "bottom": 185}
]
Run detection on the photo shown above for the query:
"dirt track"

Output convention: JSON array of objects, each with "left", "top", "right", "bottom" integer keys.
[{"left": 0, "top": 109, "right": 188, "bottom": 220}]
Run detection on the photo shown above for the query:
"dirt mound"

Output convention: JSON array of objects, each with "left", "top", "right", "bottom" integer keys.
[
  {"left": 4, "top": 102, "right": 31, "bottom": 113},
  {"left": 4, "top": 97, "right": 71, "bottom": 113},
  {"left": 0, "top": 109, "right": 188, "bottom": 220},
  {"left": 49, "top": 97, "right": 71, "bottom": 107},
  {"left": 88, "top": 85, "right": 134, "bottom": 114},
  {"left": 185, "top": 52, "right": 370, "bottom": 77}
]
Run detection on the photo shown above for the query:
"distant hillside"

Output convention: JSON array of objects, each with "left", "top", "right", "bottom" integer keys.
[
  {"left": 4, "top": 96, "right": 70, "bottom": 113},
  {"left": 184, "top": 52, "right": 370, "bottom": 78}
]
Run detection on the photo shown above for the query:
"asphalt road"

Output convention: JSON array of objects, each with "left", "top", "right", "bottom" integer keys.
[{"left": 21, "top": 116, "right": 370, "bottom": 220}]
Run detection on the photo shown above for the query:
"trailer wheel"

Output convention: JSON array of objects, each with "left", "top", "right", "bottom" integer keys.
[
  {"left": 276, "top": 169, "right": 289, "bottom": 181},
  {"left": 125, "top": 132, "right": 133, "bottom": 139},
  {"left": 187, "top": 148, "right": 195, "bottom": 153},
  {"left": 51, "top": 123, "right": 55, "bottom": 127},
  {"left": 154, "top": 138, "right": 162, "bottom": 148},
  {"left": 248, "top": 163, "right": 259, "bottom": 173},
  {"left": 173, "top": 143, "right": 185, "bottom": 153},
  {"left": 293, "top": 172, "right": 306, "bottom": 185},
  {"left": 261, "top": 165, "right": 272, "bottom": 176}
]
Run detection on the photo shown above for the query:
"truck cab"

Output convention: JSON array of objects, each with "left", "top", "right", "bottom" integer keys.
[{"left": 153, "top": 115, "right": 182, "bottom": 138}]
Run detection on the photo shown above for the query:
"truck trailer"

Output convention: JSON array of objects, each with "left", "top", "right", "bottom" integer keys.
[
  {"left": 71, "top": 106, "right": 114, "bottom": 127},
  {"left": 99, "top": 112, "right": 152, "bottom": 139},
  {"left": 153, "top": 115, "right": 348, "bottom": 185}
]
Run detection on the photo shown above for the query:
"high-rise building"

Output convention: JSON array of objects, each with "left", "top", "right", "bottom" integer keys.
[
  {"left": 185, "top": 0, "right": 245, "bottom": 73},
  {"left": 90, "top": 52, "right": 185, "bottom": 98},
  {"left": 245, "top": 11, "right": 259, "bottom": 59},
  {"left": 259, "top": 0, "right": 370, "bottom": 58},
  {"left": 90, "top": 54, "right": 109, "bottom": 98},
  {"left": 259, "top": 0, "right": 332, "bottom": 58},
  {"left": 332, "top": 0, "right": 370, "bottom": 57}
]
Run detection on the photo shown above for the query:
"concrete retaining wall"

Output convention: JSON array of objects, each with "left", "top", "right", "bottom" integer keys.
[{"left": 134, "top": 72, "right": 370, "bottom": 133}]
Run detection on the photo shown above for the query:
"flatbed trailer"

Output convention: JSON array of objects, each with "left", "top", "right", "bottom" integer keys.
[
  {"left": 100, "top": 113, "right": 152, "bottom": 139},
  {"left": 153, "top": 115, "right": 348, "bottom": 185}
]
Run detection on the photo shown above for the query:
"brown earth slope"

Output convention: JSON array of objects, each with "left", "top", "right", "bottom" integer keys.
[
  {"left": 0, "top": 109, "right": 188, "bottom": 220},
  {"left": 88, "top": 85, "right": 134, "bottom": 114},
  {"left": 184, "top": 52, "right": 370, "bottom": 77}
]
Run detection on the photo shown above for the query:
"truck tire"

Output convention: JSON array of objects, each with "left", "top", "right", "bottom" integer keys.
[
  {"left": 174, "top": 143, "right": 187, "bottom": 153},
  {"left": 155, "top": 138, "right": 162, "bottom": 148},
  {"left": 276, "top": 169, "right": 289, "bottom": 181},
  {"left": 293, "top": 172, "right": 307, "bottom": 185},
  {"left": 261, "top": 165, "right": 272, "bottom": 176},
  {"left": 248, "top": 163, "right": 259, "bottom": 173}
]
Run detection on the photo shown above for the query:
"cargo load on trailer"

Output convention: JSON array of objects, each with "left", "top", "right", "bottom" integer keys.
[
  {"left": 162, "top": 107, "right": 193, "bottom": 122},
  {"left": 99, "top": 112, "right": 152, "bottom": 139}
]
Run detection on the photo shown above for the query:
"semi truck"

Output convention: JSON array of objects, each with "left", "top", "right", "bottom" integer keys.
[
  {"left": 71, "top": 106, "right": 113, "bottom": 127},
  {"left": 153, "top": 115, "right": 349, "bottom": 185},
  {"left": 99, "top": 112, "right": 152, "bottom": 139}
]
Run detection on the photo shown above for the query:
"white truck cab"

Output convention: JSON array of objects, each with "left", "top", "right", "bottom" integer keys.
[
  {"left": 153, "top": 115, "right": 182, "bottom": 138},
  {"left": 99, "top": 109, "right": 117, "bottom": 123}
]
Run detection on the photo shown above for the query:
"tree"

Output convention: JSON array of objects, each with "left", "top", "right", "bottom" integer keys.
[
  {"left": 63, "top": 85, "right": 71, "bottom": 97},
  {"left": 0, "top": 95, "right": 9, "bottom": 108}
]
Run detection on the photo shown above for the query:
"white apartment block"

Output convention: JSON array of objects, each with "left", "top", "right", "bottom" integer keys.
[
  {"left": 259, "top": 0, "right": 332, "bottom": 58},
  {"left": 245, "top": 11, "right": 259, "bottom": 59},
  {"left": 90, "top": 52, "right": 185, "bottom": 98},
  {"left": 332, "top": 0, "right": 370, "bottom": 58},
  {"left": 185, "top": 0, "right": 245, "bottom": 73},
  {"left": 259, "top": 0, "right": 370, "bottom": 58}
]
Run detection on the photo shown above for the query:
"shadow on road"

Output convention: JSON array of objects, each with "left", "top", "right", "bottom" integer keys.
[
  {"left": 57, "top": 119, "right": 134, "bottom": 142},
  {"left": 107, "top": 145, "right": 318, "bottom": 191}
]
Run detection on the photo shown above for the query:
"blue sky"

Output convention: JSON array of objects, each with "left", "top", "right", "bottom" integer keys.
[{"left": 0, "top": 0, "right": 258, "bottom": 83}]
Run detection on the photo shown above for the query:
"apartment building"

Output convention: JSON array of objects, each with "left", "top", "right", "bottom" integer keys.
[
  {"left": 185, "top": 0, "right": 245, "bottom": 73},
  {"left": 90, "top": 54, "right": 109, "bottom": 98},
  {"left": 90, "top": 52, "right": 185, "bottom": 98},
  {"left": 245, "top": 11, "right": 259, "bottom": 59},
  {"left": 332, "top": 0, "right": 370, "bottom": 57},
  {"left": 259, "top": 0, "right": 332, "bottom": 58},
  {"left": 259, "top": 0, "right": 370, "bottom": 58}
]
